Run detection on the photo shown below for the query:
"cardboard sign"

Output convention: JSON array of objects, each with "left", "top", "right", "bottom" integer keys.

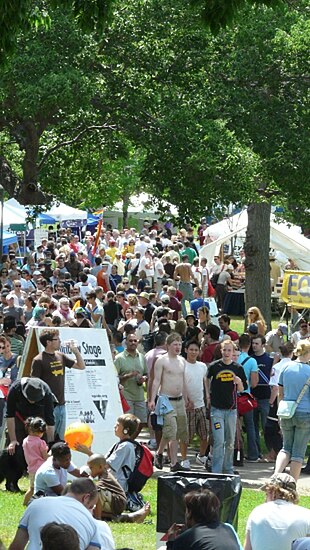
[{"left": 19, "top": 327, "right": 122, "bottom": 464}]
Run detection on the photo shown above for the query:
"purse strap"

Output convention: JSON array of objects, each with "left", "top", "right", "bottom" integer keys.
[{"left": 296, "top": 376, "right": 310, "bottom": 405}]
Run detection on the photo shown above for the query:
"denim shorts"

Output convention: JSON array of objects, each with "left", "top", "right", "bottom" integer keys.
[{"left": 280, "top": 412, "right": 310, "bottom": 463}]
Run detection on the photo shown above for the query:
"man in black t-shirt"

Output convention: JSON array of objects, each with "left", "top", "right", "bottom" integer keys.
[
  {"left": 30, "top": 329, "right": 85, "bottom": 440},
  {"left": 251, "top": 335, "right": 273, "bottom": 458},
  {"left": 207, "top": 340, "right": 247, "bottom": 474},
  {"left": 103, "top": 291, "right": 123, "bottom": 328}
]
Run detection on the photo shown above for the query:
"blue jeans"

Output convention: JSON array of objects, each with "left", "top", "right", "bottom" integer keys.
[
  {"left": 54, "top": 404, "right": 66, "bottom": 440},
  {"left": 280, "top": 412, "right": 310, "bottom": 463},
  {"left": 253, "top": 398, "right": 269, "bottom": 455},
  {"left": 243, "top": 408, "right": 259, "bottom": 460},
  {"left": 211, "top": 407, "right": 237, "bottom": 474},
  {"left": 179, "top": 282, "right": 194, "bottom": 317}
]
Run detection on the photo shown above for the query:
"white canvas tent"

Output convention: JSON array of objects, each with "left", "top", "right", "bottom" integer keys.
[
  {"left": 45, "top": 202, "right": 86, "bottom": 222},
  {"left": 200, "top": 210, "right": 310, "bottom": 271},
  {"left": 2, "top": 201, "right": 27, "bottom": 228}
]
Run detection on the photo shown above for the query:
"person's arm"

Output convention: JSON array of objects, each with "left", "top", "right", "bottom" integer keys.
[
  {"left": 244, "top": 530, "right": 252, "bottom": 550},
  {"left": 278, "top": 385, "right": 284, "bottom": 401},
  {"left": 46, "top": 425, "right": 55, "bottom": 442},
  {"left": 269, "top": 384, "right": 279, "bottom": 405},
  {"left": 69, "top": 343, "right": 85, "bottom": 370},
  {"left": 7, "top": 417, "right": 19, "bottom": 455},
  {"left": 149, "top": 359, "right": 164, "bottom": 410},
  {"left": 205, "top": 377, "right": 211, "bottom": 408},
  {"left": 8, "top": 528, "right": 29, "bottom": 550},
  {"left": 250, "top": 371, "right": 259, "bottom": 389},
  {"left": 173, "top": 266, "right": 180, "bottom": 281},
  {"left": 74, "top": 443, "right": 93, "bottom": 456}
]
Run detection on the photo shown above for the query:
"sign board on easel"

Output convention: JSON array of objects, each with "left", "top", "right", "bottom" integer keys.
[{"left": 17, "top": 327, "right": 122, "bottom": 464}]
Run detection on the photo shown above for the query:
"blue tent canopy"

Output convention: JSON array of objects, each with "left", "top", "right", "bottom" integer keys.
[
  {"left": 38, "top": 212, "right": 56, "bottom": 224},
  {"left": 3, "top": 231, "right": 18, "bottom": 246}
]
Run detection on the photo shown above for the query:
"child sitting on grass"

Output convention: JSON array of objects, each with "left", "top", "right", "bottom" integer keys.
[
  {"left": 87, "top": 453, "right": 149, "bottom": 522},
  {"left": 77, "top": 414, "right": 150, "bottom": 522},
  {"left": 22, "top": 416, "right": 49, "bottom": 505}
]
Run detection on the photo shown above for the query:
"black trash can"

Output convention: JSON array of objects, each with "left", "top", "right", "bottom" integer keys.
[{"left": 156, "top": 471, "right": 242, "bottom": 549}]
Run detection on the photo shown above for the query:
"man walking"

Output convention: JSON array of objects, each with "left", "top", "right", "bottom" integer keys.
[
  {"left": 251, "top": 335, "right": 273, "bottom": 459},
  {"left": 30, "top": 329, "right": 85, "bottom": 440},
  {"left": 174, "top": 255, "right": 197, "bottom": 317},
  {"left": 114, "top": 334, "right": 148, "bottom": 428},
  {"left": 149, "top": 333, "right": 190, "bottom": 472},
  {"left": 207, "top": 340, "right": 247, "bottom": 474}
]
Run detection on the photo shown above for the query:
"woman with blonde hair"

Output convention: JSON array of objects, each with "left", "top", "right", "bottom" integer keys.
[
  {"left": 247, "top": 306, "right": 267, "bottom": 336},
  {"left": 274, "top": 339, "right": 310, "bottom": 480}
]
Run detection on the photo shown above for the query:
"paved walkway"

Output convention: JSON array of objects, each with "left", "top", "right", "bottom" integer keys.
[{"left": 140, "top": 433, "right": 310, "bottom": 495}]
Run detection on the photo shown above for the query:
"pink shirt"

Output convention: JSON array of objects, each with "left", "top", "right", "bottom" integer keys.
[{"left": 22, "top": 435, "right": 48, "bottom": 474}]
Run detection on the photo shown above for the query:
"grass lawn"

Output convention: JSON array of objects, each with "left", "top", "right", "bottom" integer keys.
[{"left": 1, "top": 477, "right": 310, "bottom": 549}]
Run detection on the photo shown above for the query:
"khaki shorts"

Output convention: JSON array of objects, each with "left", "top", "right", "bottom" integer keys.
[
  {"left": 98, "top": 488, "right": 126, "bottom": 516},
  {"left": 126, "top": 400, "right": 147, "bottom": 423},
  {"left": 162, "top": 398, "right": 188, "bottom": 442}
]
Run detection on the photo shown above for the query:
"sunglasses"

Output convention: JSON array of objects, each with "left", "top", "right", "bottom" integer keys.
[
  {"left": 1, "top": 271, "right": 8, "bottom": 274},
  {"left": 15, "top": 285, "right": 21, "bottom": 288}
]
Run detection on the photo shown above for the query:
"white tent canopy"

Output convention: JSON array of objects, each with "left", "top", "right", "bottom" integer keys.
[
  {"left": 2, "top": 201, "right": 27, "bottom": 228},
  {"left": 45, "top": 202, "right": 86, "bottom": 222},
  {"left": 200, "top": 210, "right": 310, "bottom": 271}
]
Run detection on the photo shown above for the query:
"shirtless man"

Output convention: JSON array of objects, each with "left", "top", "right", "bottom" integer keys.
[
  {"left": 149, "top": 332, "right": 190, "bottom": 471},
  {"left": 173, "top": 255, "right": 198, "bottom": 317}
]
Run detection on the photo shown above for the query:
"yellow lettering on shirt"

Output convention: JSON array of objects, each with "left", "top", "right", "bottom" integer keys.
[{"left": 215, "top": 370, "right": 234, "bottom": 382}]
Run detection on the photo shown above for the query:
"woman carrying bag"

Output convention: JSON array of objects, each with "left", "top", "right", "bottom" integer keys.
[{"left": 274, "top": 340, "right": 310, "bottom": 481}]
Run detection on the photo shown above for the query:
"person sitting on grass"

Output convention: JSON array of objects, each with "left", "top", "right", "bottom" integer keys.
[
  {"left": 86, "top": 453, "right": 150, "bottom": 523},
  {"left": 166, "top": 488, "right": 242, "bottom": 549},
  {"left": 34, "top": 442, "right": 85, "bottom": 497},
  {"left": 76, "top": 413, "right": 150, "bottom": 520}
]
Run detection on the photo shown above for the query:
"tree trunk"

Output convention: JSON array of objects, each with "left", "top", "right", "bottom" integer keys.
[
  {"left": 244, "top": 202, "right": 272, "bottom": 330},
  {"left": 122, "top": 188, "right": 130, "bottom": 229}
]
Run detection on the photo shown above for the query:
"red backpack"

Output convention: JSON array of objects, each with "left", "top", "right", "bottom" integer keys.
[{"left": 107, "top": 440, "right": 154, "bottom": 493}]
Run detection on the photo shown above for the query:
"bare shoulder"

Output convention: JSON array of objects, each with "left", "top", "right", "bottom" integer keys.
[{"left": 156, "top": 354, "right": 169, "bottom": 367}]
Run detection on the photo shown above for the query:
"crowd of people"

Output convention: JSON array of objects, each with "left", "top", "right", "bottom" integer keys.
[{"left": 0, "top": 219, "right": 310, "bottom": 550}]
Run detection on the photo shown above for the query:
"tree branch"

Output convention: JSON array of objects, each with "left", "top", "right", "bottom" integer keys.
[{"left": 38, "top": 123, "right": 118, "bottom": 170}]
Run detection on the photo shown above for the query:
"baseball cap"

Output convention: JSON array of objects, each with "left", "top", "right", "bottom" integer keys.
[
  {"left": 278, "top": 323, "right": 288, "bottom": 335},
  {"left": 261, "top": 473, "right": 296, "bottom": 493},
  {"left": 139, "top": 292, "right": 150, "bottom": 301},
  {"left": 161, "top": 294, "right": 170, "bottom": 304},
  {"left": 33, "top": 270, "right": 41, "bottom": 275},
  {"left": 248, "top": 323, "right": 258, "bottom": 335},
  {"left": 21, "top": 378, "right": 47, "bottom": 402}
]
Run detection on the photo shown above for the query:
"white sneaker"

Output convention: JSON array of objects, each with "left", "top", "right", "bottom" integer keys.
[
  {"left": 196, "top": 454, "right": 207, "bottom": 466},
  {"left": 181, "top": 459, "right": 191, "bottom": 469},
  {"left": 147, "top": 439, "right": 157, "bottom": 450}
]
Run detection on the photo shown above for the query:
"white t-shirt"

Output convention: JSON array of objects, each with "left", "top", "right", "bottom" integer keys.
[
  {"left": 19, "top": 495, "right": 102, "bottom": 550},
  {"left": 34, "top": 456, "right": 76, "bottom": 496},
  {"left": 74, "top": 282, "right": 93, "bottom": 299},
  {"left": 139, "top": 256, "right": 154, "bottom": 277},
  {"left": 269, "top": 357, "right": 292, "bottom": 386},
  {"left": 246, "top": 500, "right": 310, "bottom": 550},
  {"left": 184, "top": 360, "right": 207, "bottom": 408}
]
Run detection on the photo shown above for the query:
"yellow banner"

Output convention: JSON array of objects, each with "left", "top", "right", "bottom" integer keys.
[{"left": 281, "top": 271, "right": 310, "bottom": 307}]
